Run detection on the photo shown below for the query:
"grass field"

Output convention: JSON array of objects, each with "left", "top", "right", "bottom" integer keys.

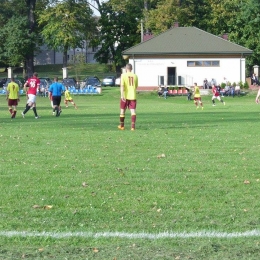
[{"left": 1, "top": 89, "right": 260, "bottom": 259}]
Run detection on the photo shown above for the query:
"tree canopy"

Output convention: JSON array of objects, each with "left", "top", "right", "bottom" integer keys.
[
  {"left": 0, "top": 0, "right": 260, "bottom": 75},
  {"left": 38, "top": 0, "right": 95, "bottom": 67}
]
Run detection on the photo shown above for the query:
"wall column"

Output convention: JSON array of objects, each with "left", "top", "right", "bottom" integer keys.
[
  {"left": 62, "top": 67, "right": 67, "bottom": 79},
  {"left": 7, "top": 67, "right": 13, "bottom": 78}
]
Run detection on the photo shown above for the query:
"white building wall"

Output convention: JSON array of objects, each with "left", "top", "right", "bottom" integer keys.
[{"left": 130, "top": 57, "right": 246, "bottom": 87}]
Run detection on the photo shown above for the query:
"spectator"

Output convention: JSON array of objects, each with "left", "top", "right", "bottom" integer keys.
[
  {"left": 203, "top": 79, "right": 209, "bottom": 89},
  {"left": 251, "top": 73, "right": 259, "bottom": 85}
]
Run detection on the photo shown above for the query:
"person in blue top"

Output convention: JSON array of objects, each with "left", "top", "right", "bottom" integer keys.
[{"left": 48, "top": 77, "right": 65, "bottom": 117}]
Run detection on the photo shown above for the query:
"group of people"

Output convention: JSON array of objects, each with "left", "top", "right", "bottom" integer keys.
[
  {"left": 191, "top": 83, "right": 225, "bottom": 109},
  {"left": 6, "top": 72, "right": 77, "bottom": 119},
  {"left": 9, "top": 65, "right": 260, "bottom": 131}
]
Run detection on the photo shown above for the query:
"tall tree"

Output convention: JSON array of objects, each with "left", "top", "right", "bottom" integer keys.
[
  {"left": 25, "top": 0, "right": 37, "bottom": 76},
  {"left": 38, "top": 0, "right": 95, "bottom": 67},
  {"left": 93, "top": 0, "right": 143, "bottom": 72},
  {"left": 145, "top": 0, "right": 179, "bottom": 35},
  {"left": 228, "top": 0, "right": 260, "bottom": 72},
  {"left": 0, "top": 0, "right": 44, "bottom": 76}
]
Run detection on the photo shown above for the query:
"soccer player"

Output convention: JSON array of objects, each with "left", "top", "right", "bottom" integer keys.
[
  {"left": 212, "top": 84, "right": 225, "bottom": 106},
  {"left": 48, "top": 77, "right": 65, "bottom": 117},
  {"left": 21, "top": 72, "right": 40, "bottom": 119},
  {"left": 193, "top": 83, "right": 203, "bottom": 109},
  {"left": 255, "top": 88, "right": 260, "bottom": 103},
  {"left": 64, "top": 86, "right": 77, "bottom": 109},
  {"left": 6, "top": 77, "right": 20, "bottom": 118},
  {"left": 118, "top": 63, "right": 138, "bottom": 131}
]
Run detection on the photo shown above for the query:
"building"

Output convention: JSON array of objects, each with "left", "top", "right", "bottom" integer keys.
[
  {"left": 34, "top": 41, "right": 100, "bottom": 65},
  {"left": 122, "top": 26, "right": 253, "bottom": 90}
]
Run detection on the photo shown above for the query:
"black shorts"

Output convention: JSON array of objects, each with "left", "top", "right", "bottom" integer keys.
[{"left": 52, "top": 96, "right": 61, "bottom": 106}]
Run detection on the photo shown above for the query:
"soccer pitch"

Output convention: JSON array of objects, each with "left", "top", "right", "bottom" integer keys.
[{"left": 0, "top": 89, "right": 260, "bottom": 259}]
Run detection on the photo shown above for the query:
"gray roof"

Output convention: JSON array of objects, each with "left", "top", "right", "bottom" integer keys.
[{"left": 123, "top": 27, "right": 252, "bottom": 56}]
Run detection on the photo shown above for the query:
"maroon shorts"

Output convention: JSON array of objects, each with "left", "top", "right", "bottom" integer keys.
[
  {"left": 8, "top": 99, "right": 18, "bottom": 106},
  {"left": 120, "top": 99, "right": 137, "bottom": 110},
  {"left": 194, "top": 97, "right": 201, "bottom": 101}
]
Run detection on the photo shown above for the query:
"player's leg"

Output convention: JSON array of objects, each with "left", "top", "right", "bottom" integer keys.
[
  {"left": 22, "top": 95, "right": 34, "bottom": 116},
  {"left": 118, "top": 98, "right": 127, "bottom": 130},
  {"left": 129, "top": 100, "right": 137, "bottom": 131},
  {"left": 199, "top": 98, "right": 203, "bottom": 108},
  {"left": 71, "top": 100, "right": 77, "bottom": 109},
  {"left": 8, "top": 103, "right": 13, "bottom": 115},
  {"left": 31, "top": 100, "right": 39, "bottom": 118},
  {"left": 212, "top": 96, "right": 216, "bottom": 106},
  {"left": 64, "top": 99, "right": 68, "bottom": 107},
  {"left": 130, "top": 109, "right": 136, "bottom": 130},
  {"left": 12, "top": 105, "right": 17, "bottom": 118},
  {"left": 194, "top": 97, "right": 198, "bottom": 108},
  {"left": 217, "top": 96, "right": 225, "bottom": 105}
]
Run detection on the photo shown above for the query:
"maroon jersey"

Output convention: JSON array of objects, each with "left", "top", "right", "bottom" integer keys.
[
  {"left": 212, "top": 86, "right": 219, "bottom": 97},
  {"left": 26, "top": 77, "right": 40, "bottom": 95}
]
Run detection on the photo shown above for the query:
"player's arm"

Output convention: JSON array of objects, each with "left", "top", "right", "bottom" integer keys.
[
  {"left": 6, "top": 87, "right": 9, "bottom": 100},
  {"left": 120, "top": 76, "right": 125, "bottom": 101}
]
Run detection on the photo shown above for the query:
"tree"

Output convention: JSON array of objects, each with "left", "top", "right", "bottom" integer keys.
[
  {"left": 93, "top": 0, "right": 143, "bottom": 72},
  {"left": 145, "top": 0, "right": 179, "bottom": 35},
  {"left": 38, "top": 0, "right": 95, "bottom": 67},
  {"left": 228, "top": 0, "right": 260, "bottom": 72},
  {"left": 0, "top": 0, "right": 45, "bottom": 76}
]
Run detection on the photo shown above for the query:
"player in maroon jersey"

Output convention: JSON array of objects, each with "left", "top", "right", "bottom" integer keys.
[
  {"left": 212, "top": 84, "right": 225, "bottom": 106},
  {"left": 21, "top": 72, "right": 40, "bottom": 119}
]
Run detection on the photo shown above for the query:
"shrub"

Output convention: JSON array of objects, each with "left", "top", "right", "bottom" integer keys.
[
  {"left": 220, "top": 82, "right": 226, "bottom": 89},
  {"left": 243, "top": 81, "right": 249, "bottom": 89}
]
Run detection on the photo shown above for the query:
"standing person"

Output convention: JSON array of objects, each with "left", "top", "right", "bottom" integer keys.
[
  {"left": 64, "top": 86, "right": 77, "bottom": 109},
  {"left": 118, "top": 63, "right": 138, "bottom": 131},
  {"left": 48, "top": 77, "right": 65, "bottom": 117},
  {"left": 255, "top": 88, "right": 260, "bottom": 103},
  {"left": 212, "top": 84, "right": 225, "bottom": 106},
  {"left": 6, "top": 77, "right": 20, "bottom": 118},
  {"left": 193, "top": 83, "right": 203, "bottom": 109},
  {"left": 251, "top": 73, "right": 259, "bottom": 86},
  {"left": 21, "top": 72, "right": 40, "bottom": 119}
]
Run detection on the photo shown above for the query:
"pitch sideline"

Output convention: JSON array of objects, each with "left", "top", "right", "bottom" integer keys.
[{"left": 1, "top": 230, "right": 260, "bottom": 239}]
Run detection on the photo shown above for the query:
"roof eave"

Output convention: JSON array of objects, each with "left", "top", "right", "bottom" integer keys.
[{"left": 123, "top": 52, "right": 253, "bottom": 56}]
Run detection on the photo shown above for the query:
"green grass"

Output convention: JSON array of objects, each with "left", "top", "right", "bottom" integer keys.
[{"left": 1, "top": 90, "right": 260, "bottom": 259}]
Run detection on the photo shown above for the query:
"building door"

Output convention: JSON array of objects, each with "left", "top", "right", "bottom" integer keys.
[{"left": 167, "top": 67, "right": 176, "bottom": 85}]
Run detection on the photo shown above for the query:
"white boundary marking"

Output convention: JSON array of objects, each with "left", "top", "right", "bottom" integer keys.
[{"left": 1, "top": 230, "right": 260, "bottom": 239}]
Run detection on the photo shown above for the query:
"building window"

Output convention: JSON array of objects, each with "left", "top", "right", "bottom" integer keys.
[{"left": 187, "top": 60, "right": 220, "bottom": 67}]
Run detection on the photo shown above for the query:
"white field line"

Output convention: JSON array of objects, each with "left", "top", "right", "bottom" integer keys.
[{"left": 0, "top": 230, "right": 260, "bottom": 239}]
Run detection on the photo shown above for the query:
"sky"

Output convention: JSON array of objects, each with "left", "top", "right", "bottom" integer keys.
[{"left": 89, "top": 0, "right": 107, "bottom": 16}]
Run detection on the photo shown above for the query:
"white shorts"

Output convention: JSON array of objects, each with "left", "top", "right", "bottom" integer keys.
[
  {"left": 27, "top": 94, "right": 37, "bottom": 104},
  {"left": 212, "top": 95, "right": 221, "bottom": 100}
]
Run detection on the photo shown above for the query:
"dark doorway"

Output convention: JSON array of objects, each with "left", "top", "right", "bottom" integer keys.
[{"left": 167, "top": 67, "right": 176, "bottom": 85}]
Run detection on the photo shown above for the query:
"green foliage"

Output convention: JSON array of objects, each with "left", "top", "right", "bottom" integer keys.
[
  {"left": 68, "top": 53, "right": 87, "bottom": 80},
  {"left": 37, "top": 0, "right": 95, "bottom": 67},
  {"left": 227, "top": 0, "right": 260, "bottom": 71},
  {"left": 146, "top": 0, "right": 179, "bottom": 35},
  {"left": 244, "top": 80, "right": 249, "bottom": 89},
  {"left": 220, "top": 82, "right": 226, "bottom": 89},
  {"left": 0, "top": 16, "right": 35, "bottom": 66},
  {"left": 94, "top": 1, "right": 143, "bottom": 71}
]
